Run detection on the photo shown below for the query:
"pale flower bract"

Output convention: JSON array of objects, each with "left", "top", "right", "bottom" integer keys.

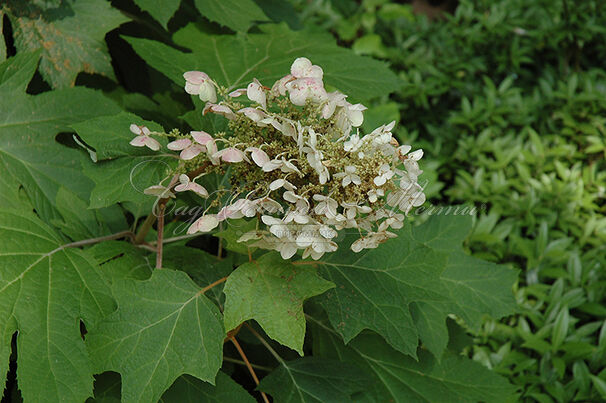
[{"left": 129, "top": 57, "right": 426, "bottom": 259}]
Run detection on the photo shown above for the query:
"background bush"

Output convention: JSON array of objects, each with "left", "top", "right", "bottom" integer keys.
[{"left": 295, "top": 0, "right": 606, "bottom": 401}]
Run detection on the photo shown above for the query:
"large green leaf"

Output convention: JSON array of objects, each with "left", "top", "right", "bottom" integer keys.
[
  {"left": 2, "top": 0, "right": 128, "bottom": 87},
  {"left": 317, "top": 215, "right": 517, "bottom": 358},
  {"left": 160, "top": 372, "right": 256, "bottom": 402},
  {"left": 0, "top": 210, "right": 115, "bottom": 403},
  {"left": 0, "top": 53, "right": 122, "bottom": 222},
  {"left": 312, "top": 324, "right": 517, "bottom": 403},
  {"left": 125, "top": 23, "right": 402, "bottom": 101},
  {"left": 194, "top": 0, "right": 268, "bottom": 32},
  {"left": 258, "top": 357, "right": 369, "bottom": 402},
  {"left": 86, "top": 269, "right": 224, "bottom": 403},
  {"left": 223, "top": 253, "right": 334, "bottom": 354}
]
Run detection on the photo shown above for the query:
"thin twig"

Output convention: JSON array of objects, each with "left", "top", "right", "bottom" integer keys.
[
  {"left": 245, "top": 323, "right": 284, "bottom": 364},
  {"left": 223, "top": 356, "right": 273, "bottom": 372},
  {"left": 230, "top": 337, "right": 271, "bottom": 403},
  {"left": 155, "top": 203, "right": 166, "bottom": 269}
]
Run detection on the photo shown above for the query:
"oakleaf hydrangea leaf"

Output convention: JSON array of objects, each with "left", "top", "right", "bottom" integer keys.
[
  {"left": 312, "top": 325, "right": 517, "bottom": 403},
  {"left": 2, "top": 0, "right": 128, "bottom": 87},
  {"left": 0, "top": 52, "right": 122, "bottom": 223},
  {"left": 193, "top": 0, "right": 268, "bottom": 32},
  {"left": 258, "top": 357, "right": 369, "bottom": 402},
  {"left": 86, "top": 269, "right": 224, "bottom": 403},
  {"left": 223, "top": 253, "right": 334, "bottom": 354},
  {"left": 125, "top": 23, "right": 401, "bottom": 101},
  {"left": 317, "top": 215, "right": 517, "bottom": 358},
  {"left": 0, "top": 210, "right": 115, "bottom": 403}
]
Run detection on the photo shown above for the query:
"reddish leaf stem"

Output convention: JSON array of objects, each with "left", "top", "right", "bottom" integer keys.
[{"left": 230, "top": 337, "right": 270, "bottom": 403}]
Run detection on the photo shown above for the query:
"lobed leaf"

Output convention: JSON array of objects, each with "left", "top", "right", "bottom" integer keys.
[
  {"left": 312, "top": 325, "right": 518, "bottom": 403},
  {"left": 0, "top": 52, "right": 122, "bottom": 223},
  {"left": 317, "top": 215, "right": 518, "bottom": 358},
  {"left": 125, "top": 23, "right": 402, "bottom": 102},
  {"left": 0, "top": 210, "right": 115, "bottom": 402},
  {"left": 86, "top": 269, "right": 224, "bottom": 403},
  {"left": 223, "top": 253, "right": 334, "bottom": 354},
  {"left": 2, "top": 0, "right": 128, "bottom": 87}
]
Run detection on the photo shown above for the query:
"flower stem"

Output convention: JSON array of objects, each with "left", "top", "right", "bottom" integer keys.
[{"left": 155, "top": 203, "right": 166, "bottom": 269}]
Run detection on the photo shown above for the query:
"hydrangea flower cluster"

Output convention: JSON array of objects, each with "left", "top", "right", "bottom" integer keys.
[{"left": 130, "top": 57, "right": 426, "bottom": 260}]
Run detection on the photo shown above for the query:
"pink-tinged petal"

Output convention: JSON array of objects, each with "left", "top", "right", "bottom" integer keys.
[
  {"left": 208, "top": 104, "right": 236, "bottom": 120},
  {"left": 167, "top": 138, "right": 192, "bottom": 151},
  {"left": 248, "top": 147, "right": 269, "bottom": 167},
  {"left": 271, "top": 74, "right": 295, "bottom": 96},
  {"left": 180, "top": 144, "right": 203, "bottom": 160},
  {"left": 189, "top": 183, "right": 208, "bottom": 197},
  {"left": 229, "top": 88, "right": 247, "bottom": 97},
  {"left": 174, "top": 183, "right": 188, "bottom": 192},
  {"left": 191, "top": 131, "right": 213, "bottom": 145},
  {"left": 288, "top": 87, "right": 308, "bottom": 106},
  {"left": 239, "top": 107, "right": 265, "bottom": 122},
  {"left": 129, "top": 136, "right": 148, "bottom": 147},
  {"left": 141, "top": 126, "right": 151, "bottom": 136},
  {"left": 216, "top": 207, "right": 230, "bottom": 221},
  {"left": 247, "top": 79, "right": 267, "bottom": 109},
  {"left": 183, "top": 71, "right": 208, "bottom": 84},
  {"left": 144, "top": 137, "right": 161, "bottom": 151},
  {"left": 221, "top": 147, "right": 244, "bottom": 163},
  {"left": 291, "top": 57, "right": 312, "bottom": 78},
  {"left": 184, "top": 82, "right": 200, "bottom": 95},
  {"left": 187, "top": 215, "right": 219, "bottom": 234},
  {"left": 130, "top": 124, "right": 141, "bottom": 135}
]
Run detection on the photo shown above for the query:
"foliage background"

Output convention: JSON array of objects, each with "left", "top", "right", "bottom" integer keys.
[{"left": 0, "top": 0, "right": 604, "bottom": 402}]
